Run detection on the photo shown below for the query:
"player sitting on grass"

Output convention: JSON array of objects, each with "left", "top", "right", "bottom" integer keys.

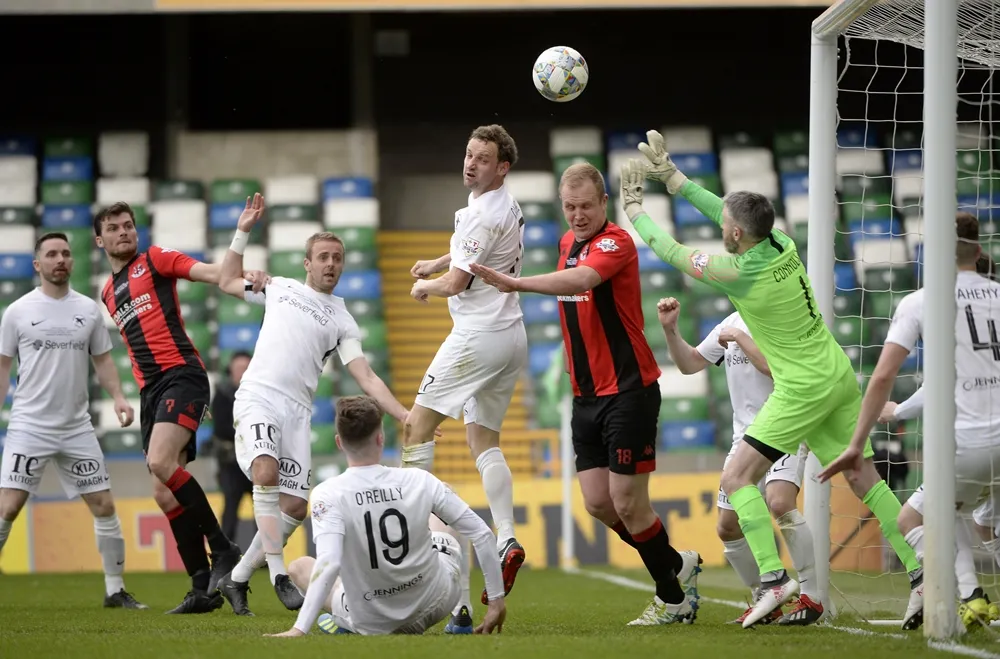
[
  {"left": 656, "top": 298, "right": 819, "bottom": 625},
  {"left": 620, "top": 132, "right": 922, "bottom": 629},
  {"left": 266, "top": 395, "right": 507, "bottom": 637}
]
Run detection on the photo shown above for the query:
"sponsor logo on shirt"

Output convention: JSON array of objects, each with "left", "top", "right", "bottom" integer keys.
[
  {"left": 277, "top": 295, "right": 330, "bottom": 326},
  {"left": 363, "top": 573, "right": 425, "bottom": 601},
  {"left": 32, "top": 339, "right": 87, "bottom": 352},
  {"left": 557, "top": 294, "right": 590, "bottom": 303},
  {"left": 595, "top": 238, "right": 618, "bottom": 253},
  {"left": 111, "top": 293, "right": 153, "bottom": 329},
  {"left": 130, "top": 264, "right": 146, "bottom": 279},
  {"left": 73, "top": 315, "right": 85, "bottom": 328},
  {"left": 691, "top": 253, "right": 709, "bottom": 273}
]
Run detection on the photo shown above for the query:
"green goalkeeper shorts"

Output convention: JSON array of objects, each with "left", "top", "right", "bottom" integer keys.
[{"left": 744, "top": 365, "right": 874, "bottom": 467}]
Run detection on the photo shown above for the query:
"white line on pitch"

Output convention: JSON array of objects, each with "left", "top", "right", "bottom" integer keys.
[{"left": 567, "top": 567, "right": 1000, "bottom": 659}]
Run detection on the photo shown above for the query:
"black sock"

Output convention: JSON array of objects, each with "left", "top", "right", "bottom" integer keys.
[
  {"left": 611, "top": 520, "right": 638, "bottom": 549},
  {"left": 633, "top": 518, "right": 685, "bottom": 605},
  {"left": 167, "top": 507, "right": 211, "bottom": 591},
  {"left": 165, "top": 467, "right": 232, "bottom": 553}
]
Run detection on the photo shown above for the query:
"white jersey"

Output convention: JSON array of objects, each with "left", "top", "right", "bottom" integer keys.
[
  {"left": 696, "top": 312, "right": 773, "bottom": 442},
  {"left": 0, "top": 289, "right": 112, "bottom": 436},
  {"left": 307, "top": 465, "right": 502, "bottom": 635},
  {"left": 885, "top": 270, "right": 1000, "bottom": 441},
  {"left": 449, "top": 183, "right": 525, "bottom": 332},
  {"left": 240, "top": 277, "right": 364, "bottom": 408}
]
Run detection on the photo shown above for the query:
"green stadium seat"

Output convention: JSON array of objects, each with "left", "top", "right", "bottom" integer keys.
[
  {"left": 790, "top": 221, "right": 808, "bottom": 247},
  {"left": 69, "top": 267, "right": 91, "bottom": 295},
  {"left": 777, "top": 154, "right": 809, "bottom": 174},
  {"left": 522, "top": 202, "right": 556, "bottom": 223},
  {"left": 892, "top": 375, "right": 921, "bottom": 404},
  {"left": 840, "top": 175, "right": 892, "bottom": 198},
  {"left": 831, "top": 316, "right": 864, "bottom": 348},
  {"left": 210, "top": 226, "right": 265, "bottom": 248},
  {"left": 659, "top": 396, "right": 710, "bottom": 422},
  {"left": 0, "top": 280, "right": 33, "bottom": 305},
  {"left": 154, "top": 180, "right": 205, "bottom": 201},
  {"left": 42, "top": 181, "right": 93, "bottom": 206},
  {"left": 217, "top": 295, "right": 265, "bottom": 324},
  {"left": 211, "top": 179, "right": 262, "bottom": 203},
  {"left": 957, "top": 150, "right": 992, "bottom": 176},
  {"left": 708, "top": 367, "right": 729, "bottom": 400},
  {"left": 100, "top": 429, "right": 143, "bottom": 455},
  {"left": 862, "top": 266, "right": 915, "bottom": 293},
  {"left": 336, "top": 374, "right": 366, "bottom": 397},
  {"left": 522, "top": 262, "right": 558, "bottom": 278},
  {"left": 45, "top": 136, "right": 93, "bottom": 158},
  {"left": 692, "top": 294, "right": 732, "bottom": 321},
  {"left": 59, "top": 227, "right": 93, "bottom": 254},
  {"left": 270, "top": 204, "right": 320, "bottom": 223},
  {"left": 130, "top": 205, "right": 150, "bottom": 228},
  {"left": 268, "top": 251, "right": 306, "bottom": 279},
  {"left": 363, "top": 348, "right": 390, "bottom": 376},
  {"left": 176, "top": 278, "right": 209, "bottom": 304},
  {"left": 311, "top": 423, "right": 336, "bottom": 455},
  {"left": 773, "top": 130, "right": 808, "bottom": 157},
  {"left": 956, "top": 174, "right": 1000, "bottom": 197},
  {"left": 382, "top": 417, "right": 399, "bottom": 448},
  {"left": 0, "top": 207, "right": 35, "bottom": 225},
  {"left": 344, "top": 249, "right": 378, "bottom": 271},
  {"left": 344, "top": 298, "right": 383, "bottom": 320},
  {"left": 357, "top": 319, "right": 388, "bottom": 350},
  {"left": 840, "top": 193, "right": 893, "bottom": 223},
  {"left": 185, "top": 323, "right": 213, "bottom": 358},
  {"left": 645, "top": 321, "right": 668, "bottom": 352},
  {"left": 339, "top": 226, "right": 377, "bottom": 251},
  {"left": 640, "top": 269, "right": 685, "bottom": 293},
  {"left": 687, "top": 174, "right": 723, "bottom": 196},
  {"left": 526, "top": 322, "right": 562, "bottom": 344},
  {"left": 833, "top": 290, "right": 863, "bottom": 317},
  {"left": 891, "top": 128, "right": 922, "bottom": 150},
  {"left": 179, "top": 302, "right": 210, "bottom": 324},
  {"left": 864, "top": 290, "right": 905, "bottom": 321},
  {"left": 315, "top": 376, "right": 334, "bottom": 399},
  {"left": 711, "top": 398, "right": 734, "bottom": 442}
]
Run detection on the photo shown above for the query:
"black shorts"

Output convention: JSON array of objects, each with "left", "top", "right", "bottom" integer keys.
[
  {"left": 140, "top": 366, "right": 211, "bottom": 464},
  {"left": 572, "top": 382, "right": 661, "bottom": 475}
]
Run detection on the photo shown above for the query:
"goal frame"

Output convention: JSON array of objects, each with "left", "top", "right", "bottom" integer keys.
[{"left": 807, "top": 0, "right": 959, "bottom": 639}]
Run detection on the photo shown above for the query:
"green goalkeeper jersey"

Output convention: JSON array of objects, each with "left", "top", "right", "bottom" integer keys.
[{"left": 633, "top": 180, "right": 852, "bottom": 391}]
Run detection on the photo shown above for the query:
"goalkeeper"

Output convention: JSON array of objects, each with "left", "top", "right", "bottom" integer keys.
[{"left": 620, "top": 132, "right": 922, "bottom": 629}]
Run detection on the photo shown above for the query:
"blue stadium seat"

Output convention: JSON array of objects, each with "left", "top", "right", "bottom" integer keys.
[
  {"left": 41, "top": 205, "right": 91, "bottom": 229},
  {"left": 0, "top": 254, "right": 35, "bottom": 279},
  {"left": 837, "top": 124, "right": 878, "bottom": 149},
  {"left": 699, "top": 317, "right": 727, "bottom": 342},
  {"left": 660, "top": 420, "right": 716, "bottom": 451},
  {"left": 637, "top": 246, "right": 672, "bottom": 272},
  {"left": 217, "top": 324, "right": 261, "bottom": 351},
  {"left": 323, "top": 177, "right": 374, "bottom": 200},
  {"left": 529, "top": 342, "right": 562, "bottom": 377},
  {"left": 780, "top": 172, "right": 809, "bottom": 197},
  {"left": 312, "top": 398, "right": 336, "bottom": 424},
  {"left": 196, "top": 425, "right": 214, "bottom": 452},
  {"left": 673, "top": 198, "right": 711, "bottom": 226},
  {"left": 521, "top": 294, "right": 560, "bottom": 325},
  {"left": 5, "top": 377, "right": 14, "bottom": 405},
  {"left": 605, "top": 130, "right": 646, "bottom": 152},
  {"left": 672, "top": 153, "right": 718, "bottom": 175},
  {"left": 335, "top": 270, "right": 381, "bottom": 300},
  {"left": 888, "top": 149, "right": 923, "bottom": 172},
  {"left": 42, "top": 156, "right": 93, "bottom": 182},
  {"left": 0, "top": 136, "right": 36, "bottom": 156},
  {"left": 210, "top": 202, "right": 244, "bottom": 230},
  {"left": 959, "top": 193, "right": 1000, "bottom": 222},
  {"left": 523, "top": 221, "right": 560, "bottom": 249},
  {"left": 901, "top": 342, "right": 921, "bottom": 373},
  {"left": 846, "top": 218, "right": 903, "bottom": 245},
  {"left": 136, "top": 227, "right": 151, "bottom": 252},
  {"left": 834, "top": 263, "right": 858, "bottom": 293}
]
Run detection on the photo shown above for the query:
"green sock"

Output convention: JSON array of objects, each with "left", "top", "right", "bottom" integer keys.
[
  {"left": 730, "top": 485, "right": 785, "bottom": 576},
  {"left": 863, "top": 480, "right": 921, "bottom": 573}
]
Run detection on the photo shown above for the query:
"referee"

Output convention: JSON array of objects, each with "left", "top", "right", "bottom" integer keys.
[{"left": 470, "top": 163, "right": 701, "bottom": 627}]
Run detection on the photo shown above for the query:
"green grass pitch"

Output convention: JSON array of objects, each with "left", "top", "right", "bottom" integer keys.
[{"left": 2, "top": 567, "right": 999, "bottom": 659}]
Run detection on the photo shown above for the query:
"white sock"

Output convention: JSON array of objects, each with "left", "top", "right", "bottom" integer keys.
[
  {"left": 94, "top": 514, "right": 126, "bottom": 597},
  {"left": 231, "top": 510, "right": 304, "bottom": 584},
  {"left": 983, "top": 537, "right": 1000, "bottom": 569},
  {"left": 956, "top": 518, "right": 980, "bottom": 600},
  {"left": 475, "top": 447, "right": 516, "bottom": 545},
  {"left": 251, "top": 485, "right": 285, "bottom": 585},
  {"left": 281, "top": 511, "right": 303, "bottom": 545},
  {"left": 722, "top": 537, "right": 761, "bottom": 591},
  {"left": 0, "top": 518, "right": 11, "bottom": 552},
  {"left": 904, "top": 526, "right": 925, "bottom": 564},
  {"left": 452, "top": 536, "right": 472, "bottom": 616},
  {"left": 401, "top": 441, "right": 436, "bottom": 471},
  {"left": 777, "top": 509, "right": 817, "bottom": 599}
]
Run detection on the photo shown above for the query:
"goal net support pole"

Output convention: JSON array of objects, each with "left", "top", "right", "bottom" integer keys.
[{"left": 807, "top": 0, "right": 960, "bottom": 639}]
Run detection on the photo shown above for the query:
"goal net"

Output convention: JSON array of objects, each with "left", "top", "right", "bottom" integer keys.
[{"left": 808, "top": 0, "right": 999, "bottom": 629}]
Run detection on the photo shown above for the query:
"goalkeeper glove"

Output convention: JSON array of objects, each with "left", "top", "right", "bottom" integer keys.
[
  {"left": 637, "top": 130, "right": 689, "bottom": 195},
  {"left": 620, "top": 160, "right": 647, "bottom": 222}
]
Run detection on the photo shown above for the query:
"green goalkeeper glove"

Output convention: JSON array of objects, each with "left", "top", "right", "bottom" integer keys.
[
  {"left": 620, "top": 160, "right": 647, "bottom": 222},
  {"left": 637, "top": 130, "right": 689, "bottom": 195}
]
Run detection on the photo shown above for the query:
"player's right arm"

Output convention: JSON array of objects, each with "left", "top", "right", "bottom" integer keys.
[
  {"left": 219, "top": 193, "right": 267, "bottom": 301},
  {"left": 0, "top": 306, "right": 18, "bottom": 405},
  {"left": 657, "top": 297, "right": 713, "bottom": 375},
  {"left": 284, "top": 490, "right": 346, "bottom": 637},
  {"left": 887, "top": 385, "right": 924, "bottom": 422},
  {"left": 89, "top": 308, "right": 135, "bottom": 427},
  {"left": 411, "top": 253, "right": 451, "bottom": 279},
  {"left": 637, "top": 129, "right": 723, "bottom": 227}
]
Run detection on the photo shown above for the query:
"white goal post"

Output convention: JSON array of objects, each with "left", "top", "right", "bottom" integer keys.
[{"left": 808, "top": 0, "right": 968, "bottom": 640}]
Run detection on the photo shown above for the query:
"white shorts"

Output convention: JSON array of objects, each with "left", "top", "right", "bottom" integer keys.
[
  {"left": 414, "top": 322, "right": 527, "bottom": 432},
  {"left": 326, "top": 532, "right": 462, "bottom": 635},
  {"left": 233, "top": 387, "right": 313, "bottom": 501},
  {"left": 0, "top": 428, "right": 111, "bottom": 498},
  {"left": 907, "top": 440, "right": 1000, "bottom": 517},
  {"left": 717, "top": 439, "right": 805, "bottom": 512},
  {"left": 972, "top": 496, "right": 997, "bottom": 533}
]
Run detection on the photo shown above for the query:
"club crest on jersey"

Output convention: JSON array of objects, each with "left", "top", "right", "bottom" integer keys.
[
  {"left": 312, "top": 500, "right": 327, "bottom": 520},
  {"left": 595, "top": 238, "right": 618, "bottom": 253},
  {"left": 691, "top": 253, "right": 709, "bottom": 273},
  {"left": 130, "top": 264, "right": 145, "bottom": 278},
  {"left": 74, "top": 315, "right": 85, "bottom": 327},
  {"left": 460, "top": 237, "right": 483, "bottom": 258}
]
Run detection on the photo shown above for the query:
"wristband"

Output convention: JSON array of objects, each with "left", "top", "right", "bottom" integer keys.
[{"left": 230, "top": 230, "right": 249, "bottom": 255}]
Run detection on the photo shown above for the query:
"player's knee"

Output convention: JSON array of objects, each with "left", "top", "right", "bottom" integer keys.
[
  {"left": 280, "top": 495, "right": 307, "bottom": 520},
  {"left": 250, "top": 456, "right": 279, "bottom": 485},
  {"left": 82, "top": 490, "right": 116, "bottom": 518},
  {"left": 897, "top": 502, "right": 922, "bottom": 534},
  {"left": 146, "top": 455, "right": 179, "bottom": 483},
  {"left": 287, "top": 556, "right": 314, "bottom": 592},
  {"left": 719, "top": 471, "right": 750, "bottom": 500},
  {"left": 764, "top": 486, "right": 797, "bottom": 519},
  {"left": 583, "top": 496, "right": 617, "bottom": 526},
  {"left": 716, "top": 513, "right": 742, "bottom": 541},
  {"left": 151, "top": 481, "right": 179, "bottom": 513},
  {"left": 0, "top": 490, "right": 27, "bottom": 521}
]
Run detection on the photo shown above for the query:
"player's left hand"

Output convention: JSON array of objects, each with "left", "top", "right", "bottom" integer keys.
[
  {"left": 114, "top": 398, "right": 135, "bottom": 427},
  {"left": 620, "top": 160, "right": 646, "bottom": 221},
  {"left": 475, "top": 598, "right": 506, "bottom": 635},
  {"left": 878, "top": 401, "right": 898, "bottom": 424},
  {"left": 469, "top": 263, "right": 518, "bottom": 293},
  {"left": 411, "top": 279, "right": 431, "bottom": 303},
  {"left": 238, "top": 192, "right": 265, "bottom": 232},
  {"left": 817, "top": 446, "right": 863, "bottom": 483},
  {"left": 717, "top": 327, "right": 744, "bottom": 347},
  {"left": 244, "top": 270, "right": 271, "bottom": 293},
  {"left": 264, "top": 628, "right": 305, "bottom": 638}
]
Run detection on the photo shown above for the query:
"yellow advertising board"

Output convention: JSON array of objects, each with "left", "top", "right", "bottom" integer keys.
[
  {"left": 157, "top": 0, "right": 830, "bottom": 10},
  {"left": 1, "top": 471, "right": 882, "bottom": 575}
]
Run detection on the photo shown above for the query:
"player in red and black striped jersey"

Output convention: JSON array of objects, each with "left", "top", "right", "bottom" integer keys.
[
  {"left": 470, "top": 163, "right": 702, "bottom": 627},
  {"left": 95, "top": 201, "right": 263, "bottom": 614}
]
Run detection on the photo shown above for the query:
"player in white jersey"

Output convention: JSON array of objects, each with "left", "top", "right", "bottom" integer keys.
[
  {"left": 403, "top": 124, "right": 528, "bottom": 630},
  {"left": 656, "top": 298, "right": 820, "bottom": 625},
  {"left": 265, "top": 395, "right": 507, "bottom": 637},
  {"left": 0, "top": 232, "right": 145, "bottom": 609},
  {"left": 821, "top": 212, "right": 1000, "bottom": 631},
  {"left": 215, "top": 194, "right": 418, "bottom": 616}
]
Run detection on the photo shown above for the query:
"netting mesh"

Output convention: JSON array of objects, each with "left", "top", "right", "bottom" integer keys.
[{"left": 828, "top": 0, "right": 1000, "bottom": 623}]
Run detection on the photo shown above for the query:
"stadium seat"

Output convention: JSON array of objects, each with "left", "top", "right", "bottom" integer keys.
[
  {"left": 154, "top": 180, "right": 205, "bottom": 201},
  {"left": 42, "top": 181, "right": 93, "bottom": 206},
  {"left": 212, "top": 178, "right": 262, "bottom": 204},
  {"left": 209, "top": 202, "right": 245, "bottom": 230},
  {"left": 529, "top": 342, "right": 563, "bottom": 377},
  {"left": 323, "top": 177, "right": 374, "bottom": 200},
  {"left": 836, "top": 150, "right": 884, "bottom": 177},
  {"left": 270, "top": 203, "right": 320, "bottom": 224},
  {"left": 43, "top": 157, "right": 93, "bottom": 183},
  {"left": 523, "top": 221, "right": 560, "bottom": 249},
  {"left": 672, "top": 153, "right": 718, "bottom": 177},
  {"left": 179, "top": 301, "right": 210, "bottom": 324},
  {"left": 0, "top": 254, "right": 35, "bottom": 280},
  {"left": 356, "top": 318, "right": 388, "bottom": 350},
  {"left": 325, "top": 197, "right": 379, "bottom": 229},
  {"left": 521, "top": 294, "right": 559, "bottom": 325},
  {"left": 265, "top": 175, "right": 319, "bottom": 205},
  {"left": 640, "top": 269, "right": 684, "bottom": 293},
  {"left": 312, "top": 398, "right": 336, "bottom": 425},
  {"left": 659, "top": 396, "right": 710, "bottom": 422},
  {"left": 186, "top": 323, "right": 214, "bottom": 358},
  {"left": 526, "top": 322, "right": 562, "bottom": 345},
  {"left": 0, "top": 207, "right": 34, "bottom": 226},
  {"left": 311, "top": 423, "right": 336, "bottom": 455},
  {"left": 98, "top": 132, "right": 149, "bottom": 178},
  {"left": 0, "top": 226, "right": 34, "bottom": 252},
  {"left": 268, "top": 250, "right": 307, "bottom": 279},
  {"left": 1, "top": 279, "right": 36, "bottom": 303},
  {"left": 660, "top": 420, "right": 716, "bottom": 452},
  {"left": 660, "top": 126, "right": 713, "bottom": 153},
  {"left": 217, "top": 324, "right": 260, "bottom": 352},
  {"left": 615, "top": 192, "right": 670, "bottom": 231},
  {"left": 720, "top": 147, "right": 774, "bottom": 181},
  {"left": 100, "top": 429, "right": 144, "bottom": 456},
  {"left": 335, "top": 271, "right": 381, "bottom": 300},
  {"left": 268, "top": 221, "right": 323, "bottom": 252},
  {"left": 724, "top": 171, "right": 779, "bottom": 200},
  {"left": 521, "top": 247, "right": 557, "bottom": 277},
  {"left": 506, "top": 172, "right": 556, "bottom": 204},
  {"left": 96, "top": 177, "right": 150, "bottom": 205},
  {"left": 344, "top": 298, "right": 383, "bottom": 320}
]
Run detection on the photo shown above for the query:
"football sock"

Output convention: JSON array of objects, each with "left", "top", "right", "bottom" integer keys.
[
  {"left": 166, "top": 506, "right": 211, "bottom": 591},
  {"left": 956, "top": 520, "right": 980, "bottom": 600},
  {"left": 982, "top": 537, "right": 1000, "bottom": 569},
  {"left": 729, "top": 485, "right": 785, "bottom": 576},
  {"left": 863, "top": 480, "right": 921, "bottom": 573},
  {"left": 231, "top": 510, "right": 303, "bottom": 583},
  {"left": 777, "top": 509, "right": 817, "bottom": 599},
  {"left": 722, "top": 537, "right": 761, "bottom": 590},
  {"left": 475, "top": 447, "right": 516, "bottom": 546},
  {"left": 94, "top": 514, "right": 126, "bottom": 597},
  {"left": 251, "top": 485, "right": 285, "bottom": 585},
  {"left": 611, "top": 520, "right": 638, "bottom": 549},
  {"left": 452, "top": 536, "right": 473, "bottom": 616},
  {"left": 281, "top": 511, "right": 303, "bottom": 544},
  {"left": 164, "top": 467, "right": 231, "bottom": 553},
  {"left": 401, "top": 441, "right": 436, "bottom": 471},
  {"left": 0, "top": 518, "right": 11, "bottom": 552},
  {"left": 632, "top": 518, "right": 685, "bottom": 604},
  {"left": 904, "top": 526, "right": 924, "bottom": 562}
]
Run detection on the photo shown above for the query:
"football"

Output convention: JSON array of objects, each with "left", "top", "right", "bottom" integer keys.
[{"left": 532, "top": 46, "right": 589, "bottom": 103}]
